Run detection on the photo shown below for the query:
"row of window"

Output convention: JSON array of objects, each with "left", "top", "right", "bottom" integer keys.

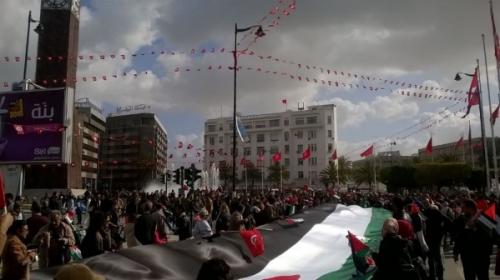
[
  {"left": 207, "top": 114, "right": 333, "bottom": 132},
  {"left": 207, "top": 129, "right": 333, "bottom": 145}
]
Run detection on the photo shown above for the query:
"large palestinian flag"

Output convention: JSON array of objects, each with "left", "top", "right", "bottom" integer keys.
[{"left": 31, "top": 205, "right": 389, "bottom": 280}]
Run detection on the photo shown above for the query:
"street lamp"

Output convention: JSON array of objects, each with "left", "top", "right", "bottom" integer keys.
[
  {"left": 23, "top": 10, "right": 43, "bottom": 82},
  {"left": 455, "top": 62, "right": 491, "bottom": 192},
  {"left": 232, "top": 23, "right": 265, "bottom": 191}
]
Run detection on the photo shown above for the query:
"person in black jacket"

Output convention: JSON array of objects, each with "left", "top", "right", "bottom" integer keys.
[
  {"left": 373, "top": 218, "right": 419, "bottom": 280},
  {"left": 453, "top": 199, "right": 493, "bottom": 280},
  {"left": 134, "top": 201, "right": 157, "bottom": 245}
]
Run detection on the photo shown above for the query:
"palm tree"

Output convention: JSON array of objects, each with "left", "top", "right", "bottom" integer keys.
[
  {"left": 320, "top": 156, "right": 351, "bottom": 187},
  {"left": 320, "top": 161, "right": 337, "bottom": 187},
  {"left": 218, "top": 161, "right": 231, "bottom": 188},
  {"left": 241, "top": 161, "right": 261, "bottom": 190},
  {"left": 352, "top": 161, "right": 374, "bottom": 187}
]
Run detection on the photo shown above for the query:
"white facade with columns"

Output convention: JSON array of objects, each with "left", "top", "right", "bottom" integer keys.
[{"left": 203, "top": 104, "right": 338, "bottom": 188}]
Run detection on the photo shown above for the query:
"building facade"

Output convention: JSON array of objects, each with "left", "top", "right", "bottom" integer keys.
[
  {"left": 204, "top": 104, "right": 338, "bottom": 188},
  {"left": 352, "top": 151, "right": 415, "bottom": 170},
  {"left": 74, "top": 98, "right": 106, "bottom": 190},
  {"left": 100, "top": 113, "right": 167, "bottom": 190}
]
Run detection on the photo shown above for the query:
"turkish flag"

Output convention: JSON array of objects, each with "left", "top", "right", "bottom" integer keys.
[
  {"left": 272, "top": 152, "right": 282, "bottom": 162},
  {"left": 264, "top": 276, "right": 300, "bottom": 280},
  {"left": 301, "top": 148, "right": 311, "bottom": 160},
  {"left": 360, "top": 145, "right": 373, "bottom": 158},
  {"left": 240, "top": 157, "right": 247, "bottom": 166},
  {"left": 491, "top": 104, "right": 500, "bottom": 125},
  {"left": 455, "top": 137, "right": 464, "bottom": 150},
  {"left": 331, "top": 149, "right": 338, "bottom": 160},
  {"left": 178, "top": 141, "right": 183, "bottom": 149},
  {"left": 240, "top": 228, "right": 265, "bottom": 257},
  {"left": 426, "top": 138, "right": 433, "bottom": 155},
  {"left": 282, "top": 99, "right": 287, "bottom": 104},
  {"left": 187, "top": 144, "right": 194, "bottom": 149}
]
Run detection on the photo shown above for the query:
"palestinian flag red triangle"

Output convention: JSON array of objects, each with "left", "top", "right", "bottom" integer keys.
[
  {"left": 484, "top": 204, "right": 496, "bottom": 222},
  {"left": 264, "top": 275, "right": 300, "bottom": 280}
]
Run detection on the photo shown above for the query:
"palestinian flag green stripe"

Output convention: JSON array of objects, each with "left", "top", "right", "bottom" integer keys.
[{"left": 317, "top": 208, "right": 390, "bottom": 280}]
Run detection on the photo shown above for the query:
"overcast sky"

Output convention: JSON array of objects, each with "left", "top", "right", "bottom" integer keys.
[{"left": 2, "top": 0, "right": 500, "bottom": 166}]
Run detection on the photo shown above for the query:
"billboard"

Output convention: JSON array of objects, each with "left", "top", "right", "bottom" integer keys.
[{"left": 0, "top": 88, "right": 70, "bottom": 163}]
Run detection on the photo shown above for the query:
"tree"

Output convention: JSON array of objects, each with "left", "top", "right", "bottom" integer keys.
[
  {"left": 337, "top": 156, "right": 351, "bottom": 185},
  {"left": 352, "top": 161, "right": 374, "bottom": 187},
  {"left": 241, "top": 161, "right": 261, "bottom": 190},
  {"left": 379, "top": 165, "right": 417, "bottom": 192},
  {"left": 267, "top": 163, "right": 289, "bottom": 187},
  {"left": 320, "top": 161, "right": 337, "bottom": 187}
]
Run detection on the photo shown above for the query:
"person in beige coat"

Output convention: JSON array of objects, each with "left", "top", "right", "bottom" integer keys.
[{"left": 2, "top": 220, "right": 36, "bottom": 280}]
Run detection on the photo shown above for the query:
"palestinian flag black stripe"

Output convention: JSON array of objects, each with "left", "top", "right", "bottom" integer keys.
[{"left": 31, "top": 205, "right": 389, "bottom": 280}]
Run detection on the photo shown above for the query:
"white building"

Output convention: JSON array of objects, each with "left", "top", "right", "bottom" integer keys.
[{"left": 204, "top": 104, "right": 338, "bottom": 188}]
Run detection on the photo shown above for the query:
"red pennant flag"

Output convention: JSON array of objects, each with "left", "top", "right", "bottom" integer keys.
[
  {"left": 240, "top": 228, "right": 265, "bottom": 257},
  {"left": 491, "top": 104, "right": 500, "bottom": 125},
  {"left": 258, "top": 151, "right": 265, "bottom": 161},
  {"left": 491, "top": 1, "right": 500, "bottom": 62},
  {"left": 240, "top": 157, "right": 247, "bottom": 166},
  {"left": 272, "top": 152, "right": 282, "bottom": 162},
  {"left": 463, "top": 68, "right": 480, "bottom": 118},
  {"left": 183, "top": 153, "right": 187, "bottom": 158},
  {"left": 360, "top": 145, "right": 374, "bottom": 158},
  {"left": 178, "top": 141, "right": 183, "bottom": 149},
  {"left": 331, "top": 149, "right": 338, "bottom": 160},
  {"left": 301, "top": 147, "right": 311, "bottom": 160},
  {"left": 282, "top": 99, "right": 287, "bottom": 105},
  {"left": 168, "top": 154, "right": 173, "bottom": 159},
  {"left": 455, "top": 136, "right": 464, "bottom": 150},
  {"left": 187, "top": 144, "right": 193, "bottom": 149},
  {"left": 426, "top": 137, "right": 433, "bottom": 155}
]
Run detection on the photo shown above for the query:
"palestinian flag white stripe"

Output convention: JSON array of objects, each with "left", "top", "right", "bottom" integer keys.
[{"left": 244, "top": 205, "right": 389, "bottom": 280}]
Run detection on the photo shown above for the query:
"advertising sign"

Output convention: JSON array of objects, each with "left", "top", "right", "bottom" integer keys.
[{"left": 0, "top": 88, "right": 67, "bottom": 163}]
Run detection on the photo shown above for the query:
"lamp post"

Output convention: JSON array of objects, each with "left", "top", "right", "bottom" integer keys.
[
  {"left": 231, "top": 23, "right": 265, "bottom": 191},
  {"left": 23, "top": 10, "right": 43, "bottom": 83},
  {"left": 455, "top": 61, "right": 491, "bottom": 193}
]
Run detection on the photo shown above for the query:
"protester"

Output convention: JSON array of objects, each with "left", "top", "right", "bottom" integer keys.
[
  {"left": 453, "top": 199, "right": 493, "bottom": 280},
  {"left": 34, "top": 210, "right": 76, "bottom": 267},
  {"left": 134, "top": 200, "right": 157, "bottom": 245},
  {"left": 80, "top": 211, "right": 115, "bottom": 258},
  {"left": 26, "top": 201, "right": 49, "bottom": 245},
  {"left": 372, "top": 218, "right": 419, "bottom": 280},
  {"left": 54, "top": 263, "right": 105, "bottom": 280},
  {"left": 193, "top": 208, "right": 213, "bottom": 239},
  {"left": 2, "top": 220, "right": 36, "bottom": 280},
  {"left": 197, "top": 258, "right": 233, "bottom": 280}
]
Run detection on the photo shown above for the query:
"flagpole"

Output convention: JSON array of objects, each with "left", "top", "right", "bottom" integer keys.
[
  {"left": 280, "top": 164, "right": 283, "bottom": 193},
  {"left": 245, "top": 161, "right": 248, "bottom": 193},
  {"left": 470, "top": 120, "right": 475, "bottom": 168},
  {"left": 477, "top": 59, "right": 492, "bottom": 193},
  {"left": 483, "top": 33, "right": 499, "bottom": 190},
  {"left": 373, "top": 145, "right": 377, "bottom": 191},
  {"left": 261, "top": 161, "right": 264, "bottom": 194},
  {"left": 336, "top": 157, "right": 340, "bottom": 188}
]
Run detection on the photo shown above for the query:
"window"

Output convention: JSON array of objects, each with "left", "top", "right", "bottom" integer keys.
[
  {"left": 311, "top": 157, "right": 318, "bottom": 166},
  {"left": 307, "top": 116, "right": 318, "bottom": 124},
  {"left": 295, "top": 117, "right": 305, "bottom": 125},
  {"left": 247, "top": 134, "right": 251, "bottom": 143},
  {"left": 297, "top": 144, "right": 303, "bottom": 153},
  {"left": 219, "top": 125, "right": 223, "bottom": 131},
  {"left": 328, "top": 143, "right": 333, "bottom": 153},
  {"left": 328, "top": 130, "right": 332, "bottom": 138},
  {"left": 255, "top": 121, "right": 266, "bottom": 128},
  {"left": 284, "top": 119, "right": 289, "bottom": 126},
  {"left": 269, "top": 119, "right": 280, "bottom": 127},
  {"left": 284, "top": 131, "right": 289, "bottom": 141},
  {"left": 270, "top": 132, "right": 280, "bottom": 142},
  {"left": 327, "top": 115, "right": 332, "bottom": 125},
  {"left": 270, "top": 146, "right": 279, "bottom": 154},
  {"left": 298, "top": 171, "right": 304, "bottom": 179},
  {"left": 257, "top": 134, "right": 265, "bottom": 142},
  {"left": 227, "top": 122, "right": 233, "bottom": 130},
  {"left": 244, "top": 123, "right": 252, "bottom": 129},
  {"left": 310, "top": 144, "right": 317, "bottom": 152},
  {"left": 308, "top": 130, "right": 317, "bottom": 139},
  {"left": 209, "top": 136, "right": 215, "bottom": 145},
  {"left": 295, "top": 131, "right": 303, "bottom": 139},
  {"left": 207, "top": 124, "right": 216, "bottom": 132},
  {"left": 244, "top": 147, "right": 251, "bottom": 156},
  {"left": 298, "top": 158, "right": 303, "bottom": 166},
  {"left": 218, "top": 136, "right": 223, "bottom": 144},
  {"left": 284, "top": 145, "right": 290, "bottom": 154},
  {"left": 257, "top": 147, "right": 265, "bottom": 155}
]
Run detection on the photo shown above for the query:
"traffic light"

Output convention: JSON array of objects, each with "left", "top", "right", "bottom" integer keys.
[
  {"left": 184, "top": 168, "right": 193, "bottom": 188},
  {"left": 191, "top": 164, "right": 202, "bottom": 182},
  {"left": 166, "top": 172, "right": 172, "bottom": 182},
  {"left": 173, "top": 169, "right": 181, "bottom": 184},
  {"left": 160, "top": 174, "right": 166, "bottom": 184}
]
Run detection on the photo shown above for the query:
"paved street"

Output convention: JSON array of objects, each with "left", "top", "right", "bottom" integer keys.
[{"left": 444, "top": 248, "right": 500, "bottom": 280}]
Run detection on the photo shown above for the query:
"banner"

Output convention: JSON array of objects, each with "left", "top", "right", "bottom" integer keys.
[{"left": 0, "top": 89, "right": 66, "bottom": 162}]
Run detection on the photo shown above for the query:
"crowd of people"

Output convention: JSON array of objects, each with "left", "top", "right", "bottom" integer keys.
[{"left": 0, "top": 187, "right": 497, "bottom": 279}]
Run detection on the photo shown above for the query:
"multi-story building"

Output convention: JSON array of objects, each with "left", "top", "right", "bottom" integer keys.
[
  {"left": 204, "top": 104, "right": 338, "bottom": 188},
  {"left": 352, "top": 151, "right": 415, "bottom": 170},
  {"left": 418, "top": 137, "right": 500, "bottom": 168},
  {"left": 100, "top": 113, "right": 167, "bottom": 190},
  {"left": 73, "top": 98, "right": 106, "bottom": 190}
]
